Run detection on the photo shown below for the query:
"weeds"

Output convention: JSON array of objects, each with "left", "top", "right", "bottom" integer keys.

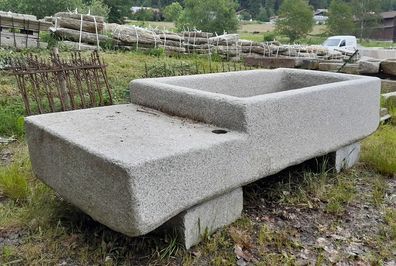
[
  {"left": 158, "top": 229, "right": 183, "bottom": 260},
  {"left": 0, "top": 145, "right": 30, "bottom": 202},
  {"left": 0, "top": 49, "right": 395, "bottom": 265},
  {"left": 371, "top": 177, "right": 388, "bottom": 206},
  {"left": 361, "top": 125, "right": 396, "bottom": 176},
  {"left": 325, "top": 174, "right": 356, "bottom": 215},
  {"left": 384, "top": 209, "right": 396, "bottom": 240}
]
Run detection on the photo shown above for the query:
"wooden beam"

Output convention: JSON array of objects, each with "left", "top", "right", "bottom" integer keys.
[{"left": 0, "top": 15, "right": 52, "bottom": 31}]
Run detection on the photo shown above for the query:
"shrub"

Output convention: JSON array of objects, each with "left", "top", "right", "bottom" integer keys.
[
  {"left": 275, "top": 0, "right": 314, "bottom": 42},
  {"left": 163, "top": 2, "right": 183, "bottom": 22},
  {"left": 176, "top": 0, "right": 239, "bottom": 34}
]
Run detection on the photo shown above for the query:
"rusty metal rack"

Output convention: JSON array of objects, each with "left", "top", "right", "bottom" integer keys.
[{"left": 5, "top": 50, "right": 113, "bottom": 115}]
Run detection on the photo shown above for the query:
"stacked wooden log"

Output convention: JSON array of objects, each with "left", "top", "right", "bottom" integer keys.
[
  {"left": 49, "top": 12, "right": 107, "bottom": 50},
  {"left": 0, "top": 11, "right": 51, "bottom": 49},
  {"left": 47, "top": 14, "right": 343, "bottom": 60}
]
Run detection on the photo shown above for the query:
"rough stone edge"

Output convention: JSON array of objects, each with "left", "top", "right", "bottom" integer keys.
[
  {"left": 334, "top": 142, "right": 361, "bottom": 173},
  {"left": 165, "top": 188, "right": 243, "bottom": 249}
]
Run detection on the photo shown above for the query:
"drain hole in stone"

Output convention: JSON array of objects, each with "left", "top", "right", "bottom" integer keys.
[{"left": 212, "top": 129, "right": 228, "bottom": 134}]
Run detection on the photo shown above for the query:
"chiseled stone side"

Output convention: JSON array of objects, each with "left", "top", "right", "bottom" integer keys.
[
  {"left": 26, "top": 69, "right": 381, "bottom": 239},
  {"left": 168, "top": 188, "right": 243, "bottom": 249},
  {"left": 334, "top": 142, "right": 361, "bottom": 172}
]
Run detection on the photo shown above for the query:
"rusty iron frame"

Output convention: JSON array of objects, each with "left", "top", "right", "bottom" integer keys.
[{"left": 6, "top": 50, "right": 113, "bottom": 115}]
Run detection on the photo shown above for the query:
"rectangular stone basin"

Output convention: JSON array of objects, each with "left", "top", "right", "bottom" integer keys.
[
  {"left": 26, "top": 69, "right": 380, "bottom": 244},
  {"left": 131, "top": 69, "right": 380, "bottom": 132}
]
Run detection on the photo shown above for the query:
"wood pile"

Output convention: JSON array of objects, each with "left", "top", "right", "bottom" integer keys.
[
  {"left": 0, "top": 11, "right": 51, "bottom": 49},
  {"left": 48, "top": 13, "right": 344, "bottom": 60},
  {"left": 49, "top": 12, "right": 106, "bottom": 50}
]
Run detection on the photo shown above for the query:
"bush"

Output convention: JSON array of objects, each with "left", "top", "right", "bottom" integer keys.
[
  {"left": 263, "top": 32, "right": 276, "bottom": 42},
  {"left": 131, "top": 8, "right": 155, "bottom": 21},
  {"left": 78, "top": 0, "right": 110, "bottom": 19},
  {"left": 176, "top": 0, "right": 239, "bottom": 34},
  {"left": 327, "top": 0, "right": 355, "bottom": 35},
  {"left": 163, "top": 2, "right": 183, "bottom": 22},
  {"left": 275, "top": 0, "right": 314, "bottom": 42}
]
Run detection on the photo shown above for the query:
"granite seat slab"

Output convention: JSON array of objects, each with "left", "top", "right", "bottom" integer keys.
[{"left": 26, "top": 68, "right": 381, "bottom": 239}]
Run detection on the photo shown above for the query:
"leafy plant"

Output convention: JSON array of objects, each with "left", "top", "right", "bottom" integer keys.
[
  {"left": 163, "top": 2, "right": 183, "bottom": 22},
  {"left": 327, "top": 0, "right": 355, "bottom": 35},
  {"left": 275, "top": 0, "right": 314, "bottom": 42},
  {"left": 176, "top": 0, "right": 239, "bottom": 34}
]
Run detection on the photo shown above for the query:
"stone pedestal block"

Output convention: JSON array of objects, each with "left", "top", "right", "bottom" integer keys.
[
  {"left": 333, "top": 142, "right": 361, "bottom": 172},
  {"left": 168, "top": 188, "right": 243, "bottom": 249}
]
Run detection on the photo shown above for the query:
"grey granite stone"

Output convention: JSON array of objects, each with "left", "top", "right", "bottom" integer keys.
[
  {"left": 334, "top": 142, "right": 361, "bottom": 172},
  {"left": 25, "top": 69, "right": 381, "bottom": 243},
  {"left": 167, "top": 188, "right": 243, "bottom": 249}
]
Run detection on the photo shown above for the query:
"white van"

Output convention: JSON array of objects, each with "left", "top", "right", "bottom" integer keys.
[{"left": 323, "top": 36, "right": 357, "bottom": 52}]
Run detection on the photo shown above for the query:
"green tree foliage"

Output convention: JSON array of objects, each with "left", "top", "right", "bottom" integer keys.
[
  {"left": 351, "top": 0, "right": 382, "bottom": 39},
  {"left": 163, "top": 2, "right": 183, "bottom": 22},
  {"left": 257, "top": 6, "right": 270, "bottom": 22},
  {"left": 176, "top": 0, "right": 239, "bottom": 34},
  {"left": 275, "top": 0, "right": 314, "bottom": 42},
  {"left": 327, "top": 0, "right": 355, "bottom": 35},
  {"left": 0, "top": 0, "right": 82, "bottom": 18},
  {"left": 131, "top": 8, "right": 156, "bottom": 21},
  {"left": 381, "top": 0, "right": 396, "bottom": 10},
  {"left": 239, "top": 10, "right": 252, "bottom": 21},
  {"left": 79, "top": 0, "right": 110, "bottom": 18},
  {"left": 309, "top": 0, "right": 330, "bottom": 9},
  {"left": 99, "top": 0, "right": 130, "bottom": 23},
  {"left": 0, "top": 0, "right": 110, "bottom": 19}
]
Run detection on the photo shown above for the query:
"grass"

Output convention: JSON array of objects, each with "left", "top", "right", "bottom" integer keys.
[
  {"left": 384, "top": 209, "right": 396, "bottom": 240},
  {"left": 359, "top": 39, "right": 395, "bottom": 48},
  {"left": 125, "top": 20, "right": 395, "bottom": 49},
  {"left": 0, "top": 49, "right": 240, "bottom": 138},
  {"left": 126, "top": 20, "right": 176, "bottom": 31},
  {"left": 0, "top": 48, "right": 395, "bottom": 264},
  {"left": 361, "top": 125, "right": 396, "bottom": 176},
  {"left": 0, "top": 125, "right": 394, "bottom": 265},
  {"left": 0, "top": 144, "right": 30, "bottom": 202},
  {"left": 371, "top": 176, "right": 388, "bottom": 206}
]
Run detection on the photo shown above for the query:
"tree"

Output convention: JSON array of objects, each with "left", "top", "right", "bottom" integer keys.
[
  {"left": 327, "top": 0, "right": 355, "bottom": 35},
  {"left": 176, "top": 0, "right": 239, "bottom": 34},
  {"left": 275, "top": 0, "right": 314, "bottom": 42},
  {"left": 381, "top": 0, "right": 396, "bottom": 11},
  {"left": 309, "top": 0, "right": 329, "bottom": 9},
  {"left": 79, "top": 0, "right": 110, "bottom": 18},
  {"left": 239, "top": 10, "right": 252, "bottom": 21},
  {"left": 163, "top": 2, "right": 183, "bottom": 22},
  {"left": 351, "top": 0, "right": 382, "bottom": 39},
  {"left": 131, "top": 8, "right": 155, "bottom": 21},
  {"left": 257, "top": 6, "right": 270, "bottom": 22},
  {"left": 100, "top": 0, "right": 130, "bottom": 23},
  {"left": 0, "top": 0, "right": 110, "bottom": 19},
  {"left": 0, "top": 0, "right": 83, "bottom": 18}
]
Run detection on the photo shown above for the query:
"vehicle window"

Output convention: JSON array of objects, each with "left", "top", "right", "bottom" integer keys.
[
  {"left": 340, "top": 40, "right": 346, "bottom": 47},
  {"left": 323, "top": 39, "right": 340, "bottom": 46}
]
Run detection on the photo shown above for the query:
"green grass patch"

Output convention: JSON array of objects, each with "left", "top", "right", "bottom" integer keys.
[
  {"left": 325, "top": 174, "right": 356, "bottom": 215},
  {"left": 384, "top": 208, "right": 396, "bottom": 241},
  {"left": 0, "top": 147, "right": 30, "bottom": 202},
  {"left": 0, "top": 100, "right": 25, "bottom": 138},
  {"left": 361, "top": 125, "right": 396, "bottom": 176},
  {"left": 371, "top": 177, "right": 388, "bottom": 206},
  {"left": 359, "top": 39, "right": 395, "bottom": 48}
]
